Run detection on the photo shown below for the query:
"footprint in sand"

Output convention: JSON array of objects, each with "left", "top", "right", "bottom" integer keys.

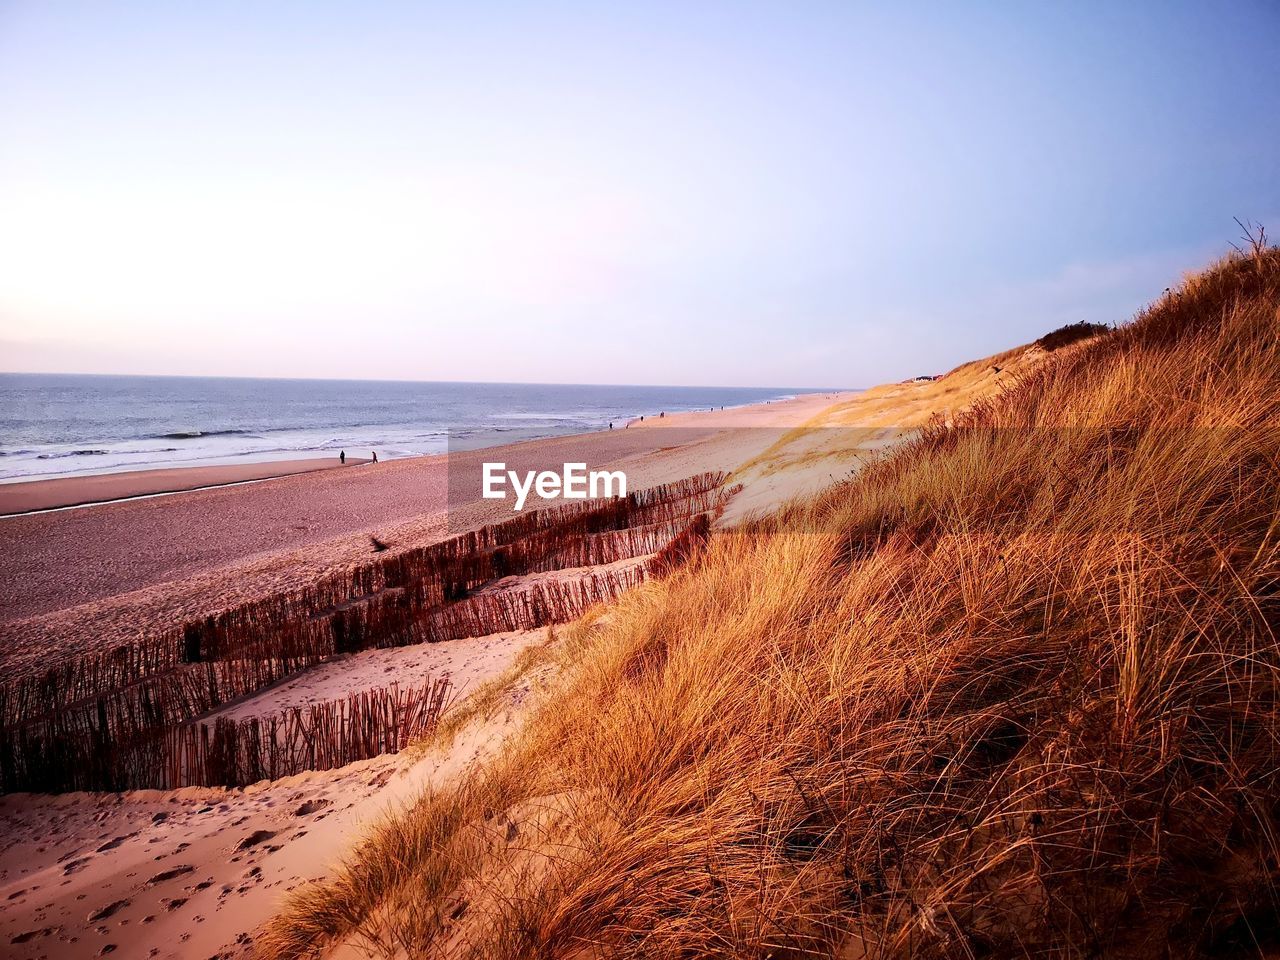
[
  {"left": 9, "top": 927, "right": 54, "bottom": 945},
  {"left": 236, "top": 829, "right": 277, "bottom": 850},
  {"left": 147, "top": 865, "right": 194, "bottom": 885},
  {"left": 95, "top": 834, "right": 132, "bottom": 853},
  {"left": 294, "top": 798, "right": 330, "bottom": 816},
  {"left": 87, "top": 899, "right": 130, "bottom": 922}
]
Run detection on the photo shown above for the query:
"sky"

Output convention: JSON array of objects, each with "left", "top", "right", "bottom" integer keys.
[{"left": 1, "top": 1, "right": 1277, "bottom": 388}]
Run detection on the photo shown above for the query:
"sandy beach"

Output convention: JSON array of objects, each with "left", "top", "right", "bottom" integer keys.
[
  {"left": 0, "top": 392, "right": 853, "bottom": 661},
  {"left": 0, "top": 457, "right": 367, "bottom": 516}
]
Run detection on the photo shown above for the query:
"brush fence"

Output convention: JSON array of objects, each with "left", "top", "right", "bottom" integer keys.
[
  {"left": 0, "top": 473, "right": 728, "bottom": 793},
  {"left": 163, "top": 678, "right": 452, "bottom": 790}
]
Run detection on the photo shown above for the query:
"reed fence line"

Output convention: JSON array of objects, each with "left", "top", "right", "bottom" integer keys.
[
  {"left": 2, "top": 474, "right": 729, "bottom": 720},
  {"left": 0, "top": 677, "right": 450, "bottom": 793},
  {"left": 180, "top": 472, "right": 726, "bottom": 654},
  {"left": 164, "top": 678, "right": 451, "bottom": 789},
  {"left": 0, "top": 650, "right": 337, "bottom": 792},
  {"left": 0, "top": 473, "right": 731, "bottom": 794},
  {"left": 648, "top": 512, "right": 715, "bottom": 577},
  {"left": 403, "top": 563, "right": 652, "bottom": 646}
]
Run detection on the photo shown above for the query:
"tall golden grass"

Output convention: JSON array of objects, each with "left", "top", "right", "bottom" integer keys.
[{"left": 265, "top": 246, "right": 1280, "bottom": 959}]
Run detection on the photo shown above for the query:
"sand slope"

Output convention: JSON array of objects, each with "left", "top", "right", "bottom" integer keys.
[{"left": 0, "top": 628, "right": 547, "bottom": 960}]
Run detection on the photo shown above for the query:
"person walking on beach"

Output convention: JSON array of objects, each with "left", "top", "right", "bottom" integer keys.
[
  {"left": 372, "top": 451, "right": 378, "bottom": 463},
  {"left": 340, "top": 450, "right": 346, "bottom": 464}
]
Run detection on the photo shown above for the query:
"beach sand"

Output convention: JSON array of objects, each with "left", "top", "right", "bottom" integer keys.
[
  {"left": 0, "top": 457, "right": 367, "bottom": 516},
  {"left": 0, "top": 627, "right": 551, "bottom": 960},
  {"left": 0, "top": 392, "right": 852, "bottom": 660}
]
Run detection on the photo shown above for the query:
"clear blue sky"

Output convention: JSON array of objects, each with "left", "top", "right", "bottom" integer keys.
[{"left": 1, "top": 1, "right": 1276, "bottom": 387}]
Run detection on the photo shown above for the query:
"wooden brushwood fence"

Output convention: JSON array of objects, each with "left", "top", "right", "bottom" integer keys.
[
  {"left": 164, "top": 678, "right": 452, "bottom": 789},
  {"left": 0, "top": 473, "right": 732, "bottom": 794}
]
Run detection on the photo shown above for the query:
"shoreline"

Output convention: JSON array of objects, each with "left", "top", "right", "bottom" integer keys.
[
  {"left": 0, "top": 388, "right": 837, "bottom": 492},
  {"left": 0, "top": 391, "right": 856, "bottom": 636},
  {"left": 0, "top": 392, "right": 850, "bottom": 516}
]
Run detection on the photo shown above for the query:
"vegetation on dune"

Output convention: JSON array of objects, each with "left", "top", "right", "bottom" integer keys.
[
  {"left": 266, "top": 244, "right": 1280, "bottom": 959},
  {"left": 1034, "top": 320, "right": 1110, "bottom": 352}
]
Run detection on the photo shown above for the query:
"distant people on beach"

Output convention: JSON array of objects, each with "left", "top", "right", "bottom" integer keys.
[
  {"left": 372, "top": 451, "right": 378, "bottom": 463},
  {"left": 340, "top": 450, "right": 346, "bottom": 464},
  {"left": 609, "top": 422, "right": 613, "bottom": 430}
]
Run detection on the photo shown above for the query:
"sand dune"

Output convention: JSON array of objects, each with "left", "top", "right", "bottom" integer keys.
[
  {"left": 0, "top": 393, "right": 855, "bottom": 958},
  {"left": 4, "top": 386, "right": 985, "bottom": 959}
]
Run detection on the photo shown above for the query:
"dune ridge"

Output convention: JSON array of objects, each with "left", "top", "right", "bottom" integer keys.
[{"left": 264, "top": 245, "right": 1280, "bottom": 959}]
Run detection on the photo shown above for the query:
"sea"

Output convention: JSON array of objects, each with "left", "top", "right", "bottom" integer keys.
[{"left": 0, "top": 373, "right": 830, "bottom": 482}]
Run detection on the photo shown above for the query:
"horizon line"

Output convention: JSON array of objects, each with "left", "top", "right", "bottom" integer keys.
[{"left": 0, "top": 369, "right": 859, "bottom": 394}]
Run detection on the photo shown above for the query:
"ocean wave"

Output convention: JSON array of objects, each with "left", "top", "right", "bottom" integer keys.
[
  {"left": 488, "top": 412, "right": 594, "bottom": 422},
  {"left": 32, "top": 445, "right": 186, "bottom": 461},
  {"left": 156, "top": 428, "right": 257, "bottom": 440},
  {"left": 37, "top": 449, "right": 110, "bottom": 459}
]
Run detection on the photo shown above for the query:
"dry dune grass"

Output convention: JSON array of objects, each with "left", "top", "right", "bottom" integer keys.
[
  {"left": 723, "top": 317, "right": 1103, "bottom": 523},
  {"left": 265, "top": 246, "right": 1280, "bottom": 959}
]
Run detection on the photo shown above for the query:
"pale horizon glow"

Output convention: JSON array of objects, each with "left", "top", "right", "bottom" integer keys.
[{"left": 1, "top": 2, "right": 1277, "bottom": 387}]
